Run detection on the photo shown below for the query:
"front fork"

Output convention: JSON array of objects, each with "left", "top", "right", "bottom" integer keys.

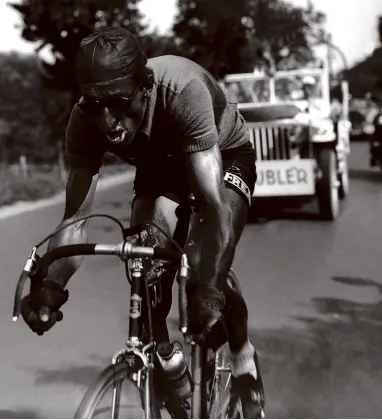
[
  {"left": 111, "top": 341, "right": 158, "bottom": 419},
  {"left": 111, "top": 256, "right": 159, "bottom": 419}
]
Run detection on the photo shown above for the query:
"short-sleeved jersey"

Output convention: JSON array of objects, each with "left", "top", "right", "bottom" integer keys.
[{"left": 66, "top": 55, "right": 250, "bottom": 170}]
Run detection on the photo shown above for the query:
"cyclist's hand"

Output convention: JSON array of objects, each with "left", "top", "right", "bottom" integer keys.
[
  {"left": 21, "top": 281, "right": 69, "bottom": 336},
  {"left": 187, "top": 285, "right": 228, "bottom": 351}
]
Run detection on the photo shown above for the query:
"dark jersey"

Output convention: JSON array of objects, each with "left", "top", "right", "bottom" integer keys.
[
  {"left": 373, "top": 112, "right": 382, "bottom": 140},
  {"left": 66, "top": 55, "right": 251, "bottom": 170}
]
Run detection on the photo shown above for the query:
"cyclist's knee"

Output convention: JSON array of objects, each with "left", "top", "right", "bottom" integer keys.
[
  {"left": 131, "top": 195, "right": 178, "bottom": 247},
  {"left": 224, "top": 287, "right": 248, "bottom": 324},
  {"left": 223, "top": 287, "right": 249, "bottom": 350}
]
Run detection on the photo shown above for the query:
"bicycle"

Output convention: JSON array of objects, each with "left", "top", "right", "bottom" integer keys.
[{"left": 12, "top": 197, "right": 255, "bottom": 419}]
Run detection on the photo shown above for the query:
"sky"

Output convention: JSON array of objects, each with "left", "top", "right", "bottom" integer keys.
[{"left": 0, "top": 0, "right": 381, "bottom": 70}]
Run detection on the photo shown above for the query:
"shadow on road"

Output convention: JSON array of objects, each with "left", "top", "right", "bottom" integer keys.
[
  {"left": 30, "top": 275, "right": 382, "bottom": 418},
  {"left": 250, "top": 210, "right": 322, "bottom": 224},
  {"left": 252, "top": 275, "right": 382, "bottom": 418},
  {"left": 34, "top": 364, "right": 107, "bottom": 388},
  {"left": 349, "top": 168, "right": 382, "bottom": 183},
  {"left": 0, "top": 409, "right": 41, "bottom": 418},
  {"left": 248, "top": 201, "right": 323, "bottom": 224}
]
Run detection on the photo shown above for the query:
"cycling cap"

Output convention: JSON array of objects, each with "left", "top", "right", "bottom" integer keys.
[{"left": 75, "top": 27, "right": 147, "bottom": 85}]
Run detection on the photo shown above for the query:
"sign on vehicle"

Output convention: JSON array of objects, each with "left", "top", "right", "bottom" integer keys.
[{"left": 254, "top": 159, "right": 315, "bottom": 197}]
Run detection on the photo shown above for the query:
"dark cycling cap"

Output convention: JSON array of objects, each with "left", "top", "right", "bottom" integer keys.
[{"left": 75, "top": 26, "right": 147, "bottom": 85}]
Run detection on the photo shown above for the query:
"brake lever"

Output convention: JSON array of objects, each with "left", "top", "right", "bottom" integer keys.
[{"left": 12, "top": 247, "right": 38, "bottom": 321}]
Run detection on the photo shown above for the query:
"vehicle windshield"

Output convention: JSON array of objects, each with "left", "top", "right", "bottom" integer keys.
[
  {"left": 225, "top": 78, "right": 270, "bottom": 103},
  {"left": 275, "top": 74, "right": 323, "bottom": 101},
  {"left": 224, "top": 73, "right": 324, "bottom": 104}
]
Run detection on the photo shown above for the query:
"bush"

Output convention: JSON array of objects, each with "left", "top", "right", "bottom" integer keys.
[
  {"left": 0, "top": 167, "right": 65, "bottom": 206},
  {"left": 0, "top": 162, "right": 131, "bottom": 207}
]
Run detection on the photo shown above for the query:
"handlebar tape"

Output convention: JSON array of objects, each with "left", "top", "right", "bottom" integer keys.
[{"left": 178, "top": 275, "right": 188, "bottom": 333}]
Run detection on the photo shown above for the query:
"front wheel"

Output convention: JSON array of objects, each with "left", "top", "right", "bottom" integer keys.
[
  {"left": 73, "top": 362, "right": 156, "bottom": 419},
  {"left": 316, "top": 148, "right": 340, "bottom": 221}
]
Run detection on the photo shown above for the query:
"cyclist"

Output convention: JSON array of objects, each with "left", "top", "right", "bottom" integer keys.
[{"left": 20, "top": 27, "right": 264, "bottom": 417}]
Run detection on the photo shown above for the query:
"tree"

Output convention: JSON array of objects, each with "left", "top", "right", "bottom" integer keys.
[
  {"left": 340, "top": 16, "right": 382, "bottom": 98},
  {"left": 172, "top": 0, "right": 327, "bottom": 78},
  {"left": 173, "top": 0, "right": 249, "bottom": 78},
  {"left": 0, "top": 52, "right": 67, "bottom": 163},
  {"left": 9, "top": 0, "right": 145, "bottom": 104},
  {"left": 140, "top": 31, "right": 181, "bottom": 58},
  {"left": 247, "top": 0, "right": 326, "bottom": 70}
]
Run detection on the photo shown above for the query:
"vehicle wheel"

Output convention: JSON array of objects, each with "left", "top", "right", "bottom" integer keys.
[
  {"left": 316, "top": 148, "right": 340, "bottom": 221},
  {"left": 338, "top": 154, "right": 349, "bottom": 199}
]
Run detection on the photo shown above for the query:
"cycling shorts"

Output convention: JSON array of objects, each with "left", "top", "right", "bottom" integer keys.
[{"left": 133, "top": 141, "right": 256, "bottom": 207}]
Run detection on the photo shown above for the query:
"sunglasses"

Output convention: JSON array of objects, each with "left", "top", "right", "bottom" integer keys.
[{"left": 77, "top": 85, "right": 141, "bottom": 115}]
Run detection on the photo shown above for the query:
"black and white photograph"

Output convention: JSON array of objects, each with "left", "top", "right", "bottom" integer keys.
[{"left": 0, "top": 0, "right": 381, "bottom": 418}]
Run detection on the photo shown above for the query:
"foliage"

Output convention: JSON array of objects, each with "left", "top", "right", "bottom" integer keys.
[
  {"left": 0, "top": 161, "right": 129, "bottom": 207},
  {"left": 341, "top": 16, "right": 382, "bottom": 98},
  {"left": 173, "top": 0, "right": 249, "bottom": 78},
  {"left": 378, "top": 16, "right": 382, "bottom": 46},
  {"left": 0, "top": 165, "right": 65, "bottom": 205},
  {"left": 172, "top": 0, "right": 327, "bottom": 78},
  {"left": 9, "top": 0, "right": 144, "bottom": 99},
  {"left": 0, "top": 52, "right": 69, "bottom": 164}
]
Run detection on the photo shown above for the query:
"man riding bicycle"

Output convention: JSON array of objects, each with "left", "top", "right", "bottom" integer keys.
[{"left": 20, "top": 27, "right": 264, "bottom": 417}]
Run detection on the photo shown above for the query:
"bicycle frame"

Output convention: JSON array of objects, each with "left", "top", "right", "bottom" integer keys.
[
  {"left": 110, "top": 196, "right": 211, "bottom": 419},
  {"left": 12, "top": 197, "right": 215, "bottom": 419}
]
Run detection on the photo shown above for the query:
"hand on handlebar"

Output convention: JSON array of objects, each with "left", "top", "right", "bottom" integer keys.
[
  {"left": 21, "top": 280, "right": 69, "bottom": 336},
  {"left": 187, "top": 285, "right": 228, "bottom": 352}
]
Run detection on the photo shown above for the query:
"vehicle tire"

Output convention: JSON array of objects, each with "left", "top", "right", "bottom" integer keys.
[
  {"left": 338, "top": 154, "right": 350, "bottom": 199},
  {"left": 73, "top": 362, "right": 154, "bottom": 419},
  {"left": 316, "top": 148, "right": 340, "bottom": 221}
]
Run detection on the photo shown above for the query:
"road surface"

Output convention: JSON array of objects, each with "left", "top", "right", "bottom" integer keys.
[{"left": 1, "top": 142, "right": 382, "bottom": 418}]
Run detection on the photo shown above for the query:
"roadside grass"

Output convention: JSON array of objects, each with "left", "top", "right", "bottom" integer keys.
[{"left": 0, "top": 162, "right": 131, "bottom": 207}]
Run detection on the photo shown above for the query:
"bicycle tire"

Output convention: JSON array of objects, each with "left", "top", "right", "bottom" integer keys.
[
  {"left": 208, "top": 268, "right": 243, "bottom": 419},
  {"left": 73, "top": 362, "right": 148, "bottom": 419}
]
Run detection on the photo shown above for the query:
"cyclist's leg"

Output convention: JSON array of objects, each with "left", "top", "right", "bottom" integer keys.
[
  {"left": 219, "top": 142, "right": 255, "bottom": 351},
  {"left": 130, "top": 160, "right": 191, "bottom": 417},
  {"left": 131, "top": 194, "right": 178, "bottom": 344},
  {"left": 220, "top": 142, "right": 265, "bottom": 417},
  {"left": 130, "top": 156, "right": 188, "bottom": 344}
]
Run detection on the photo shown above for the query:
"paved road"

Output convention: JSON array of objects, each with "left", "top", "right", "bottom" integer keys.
[{"left": 1, "top": 142, "right": 382, "bottom": 418}]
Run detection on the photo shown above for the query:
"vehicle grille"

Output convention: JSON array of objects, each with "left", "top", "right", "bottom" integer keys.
[{"left": 249, "top": 124, "right": 295, "bottom": 161}]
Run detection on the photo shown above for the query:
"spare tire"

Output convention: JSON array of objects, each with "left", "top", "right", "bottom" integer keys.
[{"left": 240, "top": 104, "right": 302, "bottom": 122}]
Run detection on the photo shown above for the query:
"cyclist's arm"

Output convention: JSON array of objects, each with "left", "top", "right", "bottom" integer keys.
[
  {"left": 44, "top": 166, "right": 99, "bottom": 289},
  {"left": 45, "top": 104, "right": 105, "bottom": 288},
  {"left": 184, "top": 144, "right": 233, "bottom": 289},
  {"left": 171, "top": 78, "right": 234, "bottom": 288}
]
